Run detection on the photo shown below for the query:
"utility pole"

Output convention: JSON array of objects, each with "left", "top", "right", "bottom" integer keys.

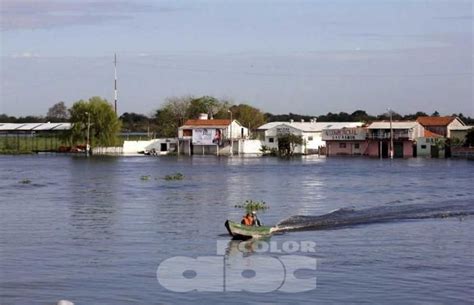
[
  {"left": 228, "top": 109, "right": 233, "bottom": 156},
  {"left": 85, "top": 111, "right": 91, "bottom": 157},
  {"left": 114, "top": 53, "right": 118, "bottom": 115},
  {"left": 388, "top": 108, "right": 394, "bottom": 159}
]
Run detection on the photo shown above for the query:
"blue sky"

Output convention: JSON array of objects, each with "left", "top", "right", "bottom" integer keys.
[{"left": 1, "top": 0, "right": 473, "bottom": 117}]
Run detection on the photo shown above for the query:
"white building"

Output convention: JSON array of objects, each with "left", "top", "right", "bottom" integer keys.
[
  {"left": 256, "top": 120, "right": 364, "bottom": 154},
  {"left": 177, "top": 114, "right": 249, "bottom": 155}
]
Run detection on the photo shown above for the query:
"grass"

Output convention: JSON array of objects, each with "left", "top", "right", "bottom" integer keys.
[
  {"left": 0, "top": 136, "right": 67, "bottom": 154},
  {"left": 164, "top": 172, "right": 184, "bottom": 181},
  {"left": 234, "top": 200, "right": 269, "bottom": 213}
]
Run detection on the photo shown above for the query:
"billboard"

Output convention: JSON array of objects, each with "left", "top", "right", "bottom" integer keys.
[{"left": 192, "top": 128, "right": 222, "bottom": 145}]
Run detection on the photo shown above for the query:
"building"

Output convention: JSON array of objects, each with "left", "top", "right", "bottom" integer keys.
[
  {"left": 122, "top": 138, "right": 178, "bottom": 155},
  {"left": 449, "top": 125, "right": 473, "bottom": 143},
  {"left": 177, "top": 114, "right": 249, "bottom": 155},
  {"left": 416, "top": 130, "right": 446, "bottom": 158},
  {"left": 416, "top": 116, "right": 465, "bottom": 138},
  {"left": 0, "top": 122, "right": 71, "bottom": 153},
  {"left": 366, "top": 121, "right": 424, "bottom": 158},
  {"left": 322, "top": 126, "right": 368, "bottom": 156},
  {"left": 256, "top": 120, "right": 363, "bottom": 155}
]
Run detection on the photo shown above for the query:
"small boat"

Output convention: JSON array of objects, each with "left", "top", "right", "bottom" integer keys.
[{"left": 225, "top": 220, "right": 275, "bottom": 239}]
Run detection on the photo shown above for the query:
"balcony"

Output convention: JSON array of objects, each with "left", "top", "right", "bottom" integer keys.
[{"left": 367, "top": 131, "right": 412, "bottom": 140}]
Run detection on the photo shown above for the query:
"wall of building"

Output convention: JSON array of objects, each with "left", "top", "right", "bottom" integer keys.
[
  {"left": 450, "top": 129, "right": 470, "bottom": 142},
  {"left": 366, "top": 141, "right": 380, "bottom": 157},
  {"left": 402, "top": 141, "right": 413, "bottom": 157},
  {"left": 447, "top": 119, "right": 465, "bottom": 138},
  {"left": 416, "top": 138, "right": 432, "bottom": 157},
  {"left": 326, "top": 141, "right": 368, "bottom": 156}
]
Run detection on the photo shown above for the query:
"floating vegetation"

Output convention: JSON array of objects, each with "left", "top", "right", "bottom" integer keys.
[
  {"left": 19, "top": 179, "right": 32, "bottom": 184},
  {"left": 164, "top": 172, "right": 184, "bottom": 181},
  {"left": 235, "top": 200, "right": 269, "bottom": 213},
  {"left": 140, "top": 175, "right": 151, "bottom": 181}
]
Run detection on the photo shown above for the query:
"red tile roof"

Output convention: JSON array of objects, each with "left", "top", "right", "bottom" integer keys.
[
  {"left": 424, "top": 130, "right": 443, "bottom": 138},
  {"left": 183, "top": 119, "right": 231, "bottom": 127},
  {"left": 416, "top": 116, "right": 456, "bottom": 126}
]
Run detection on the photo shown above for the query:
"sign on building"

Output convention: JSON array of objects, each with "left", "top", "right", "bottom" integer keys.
[
  {"left": 322, "top": 128, "right": 367, "bottom": 141},
  {"left": 192, "top": 128, "right": 222, "bottom": 145}
]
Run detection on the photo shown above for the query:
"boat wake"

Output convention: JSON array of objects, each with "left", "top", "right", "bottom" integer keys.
[{"left": 275, "top": 198, "right": 474, "bottom": 232}]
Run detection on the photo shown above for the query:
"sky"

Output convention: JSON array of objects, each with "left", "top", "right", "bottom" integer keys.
[{"left": 0, "top": 0, "right": 473, "bottom": 117}]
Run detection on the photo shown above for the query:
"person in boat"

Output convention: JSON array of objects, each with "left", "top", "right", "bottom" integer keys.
[
  {"left": 241, "top": 213, "right": 253, "bottom": 226},
  {"left": 251, "top": 211, "right": 262, "bottom": 227}
]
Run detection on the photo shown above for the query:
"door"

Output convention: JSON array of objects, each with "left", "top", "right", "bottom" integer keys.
[
  {"left": 394, "top": 142, "right": 403, "bottom": 158},
  {"left": 160, "top": 143, "right": 167, "bottom": 152},
  {"left": 381, "top": 142, "right": 388, "bottom": 158}
]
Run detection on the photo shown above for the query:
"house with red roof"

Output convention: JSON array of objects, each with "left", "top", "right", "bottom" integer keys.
[
  {"left": 416, "top": 116, "right": 466, "bottom": 157},
  {"left": 416, "top": 116, "right": 465, "bottom": 138},
  {"left": 177, "top": 114, "right": 249, "bottom": 155}
]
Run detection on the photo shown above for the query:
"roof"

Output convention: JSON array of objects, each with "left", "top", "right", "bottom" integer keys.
[
  {"left": 180, "top": 119, "right": 232, "bottom": 128},
  {"left": 367, "top": 121, "right": 419, "bottom": 129},
  {"left": 449, "top": 125, "right": 473, "bottom": 131},
  {"left": 0, "top": 122, "right": 71, "bottom": 131},
  {"left": 258, "top": 121, "right": 363, "bottom": 132},
  {"left": 424, "top": 130, "right": 443, "bottom": 138},
  {"left": 416, "top": 116, "right": 458, "bottom": 126}
]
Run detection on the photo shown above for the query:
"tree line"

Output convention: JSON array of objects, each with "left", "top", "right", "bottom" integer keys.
[{"left": 1, "top": 95, "right": 473, "bottom": 142}]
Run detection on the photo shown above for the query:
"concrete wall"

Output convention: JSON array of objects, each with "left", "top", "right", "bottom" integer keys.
[
  {"left": 239, "top": 139, "right": 263, "bottom": 154},
  {"left": 123, "top": 139, "right": 177, "bottom": 155}
]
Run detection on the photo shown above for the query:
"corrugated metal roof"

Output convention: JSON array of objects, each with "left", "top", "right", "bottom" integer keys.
[
  {"left": 0, "top": 122, "right": 71, "bottom": 131},
  {"left": 258, "top": 121, "right": 363, "bottom": 132},
  {"left": 450, "top": 125, "right": 473, "bottom": 131},
  {"left": 368, "top": 121, "right": 419, "bottom": 129}
]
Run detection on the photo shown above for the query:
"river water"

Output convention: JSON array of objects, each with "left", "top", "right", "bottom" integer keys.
[{"left": 0, "top": 155, "right": 473, "bottom": 304}]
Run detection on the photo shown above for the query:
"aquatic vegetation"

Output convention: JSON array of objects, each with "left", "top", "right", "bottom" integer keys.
[
  {"left": 19, "top": 179, "right": 31, "bottom": 184},
  {"left": 235, "top": 200, "right": 269, "bottom": 213},
  {"left": 140, "top": 175, "right": 151, "bottom": 181},
  {"left": 164, "top": 172, "right": 184, "bottom": 181}
]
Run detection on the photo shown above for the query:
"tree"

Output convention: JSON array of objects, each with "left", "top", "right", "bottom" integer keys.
[
  {"left": 464, "top": 128, "right": 474, "bottom": 147},
  {"left": 187, "top": 96, "right": 221, "bottom": 119},
  {"left": 154, "top": 96, "right": 194, "bottom": 137},
  {"left": 120, "top": 112, "right": 150, "bottom": 132},
  {"left": 277, "top": 134, "right": 303, "bottom": 157},
  {"left": 46, "top": 101, "right": 69, "bottom": 121},
  {"left": 229, "top": 104, "right": 267, "bottom": 131},
  {"left": 432, "top": 110, "right": 440, "bottom": 117},
  {"left": 153, "top": 95, "right": 231, "bottom": 137},
  {"left": 68, "top": 97, "right": 121, "bottom": 146}
]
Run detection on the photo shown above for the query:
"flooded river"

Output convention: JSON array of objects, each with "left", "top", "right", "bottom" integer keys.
[{"left": 0, "top": 155, "right": 473, "bottom": 304}]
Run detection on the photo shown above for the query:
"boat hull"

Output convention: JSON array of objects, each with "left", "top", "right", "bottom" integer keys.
[{"left": 225, "top": 220, "right": 273, "bottom": 239}]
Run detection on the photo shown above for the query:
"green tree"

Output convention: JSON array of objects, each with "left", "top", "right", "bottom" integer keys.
[
  {"left": 464, "top": 128, "right": 474, "bottom": 147},
  {"left": 277, "top": 134, "right": 303, "bottom": 157},
  {"left": 68, "top": 97, "right": 121, "bottom": 146},
  {"left": 229, "top": 104, "right": 267, "bottom": 131},
  {"left": 187, "top": 96, "right": 221, "bottom": 119}
]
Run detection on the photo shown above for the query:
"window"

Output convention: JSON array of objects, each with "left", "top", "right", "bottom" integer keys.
[
  {"left": 308, "top": 136, "right": 313, "bottom": 141},
  {"left": 269, "top": 137, "right": 274, "bottom": 143},
  {"left": 421, "top": 145, "right": 427, "bottom": 149},
  {"left": 339, "top": 143, "right": 346, "bottom": 148},
  {"left": 354, "top": 143, "right": 360, "bottom": 149}
]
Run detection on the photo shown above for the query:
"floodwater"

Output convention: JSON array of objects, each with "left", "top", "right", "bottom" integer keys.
[{"left": 0, "top": 155, "right": 473, "bottom": 304}]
